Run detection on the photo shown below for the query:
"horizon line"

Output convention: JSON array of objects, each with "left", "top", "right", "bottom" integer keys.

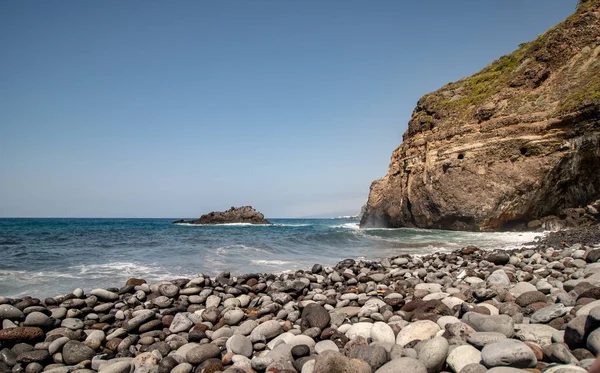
[{"left": 0, "top": 216, "right": 359, "bottom": 220}]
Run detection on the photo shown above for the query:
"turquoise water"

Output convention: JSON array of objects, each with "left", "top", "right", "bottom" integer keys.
[{"left": 0, "top": 218, "right": 541, "bottom": 298}]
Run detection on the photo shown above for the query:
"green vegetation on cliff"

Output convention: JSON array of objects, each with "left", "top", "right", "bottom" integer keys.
[{"left": 407, "top": 0, "right": 600, "bottom": 136}]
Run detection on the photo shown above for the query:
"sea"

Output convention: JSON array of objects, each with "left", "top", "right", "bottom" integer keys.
[{"left": 0, "top": 218, "right": 543, "bottom": 298}]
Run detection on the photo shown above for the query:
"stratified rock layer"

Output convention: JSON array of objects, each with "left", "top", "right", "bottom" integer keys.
[
  {"left": 174, "top": 206, "right": 271, "bottom": 225},
  {"left": 361, "top": 0, "right": 600, "bottom": 231}
]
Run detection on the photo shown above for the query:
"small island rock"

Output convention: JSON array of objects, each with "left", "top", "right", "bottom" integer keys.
[{"left": 173, "top": 206, "right": 271, "bottom": 225}]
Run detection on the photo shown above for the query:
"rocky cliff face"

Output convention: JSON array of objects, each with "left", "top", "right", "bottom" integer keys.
[{"left": 361, "top": 1, "right": 600, "bottom": 231}]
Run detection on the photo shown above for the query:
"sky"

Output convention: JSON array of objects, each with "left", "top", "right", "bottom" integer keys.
[{"left": 0, "top": 1, "right": 577, "bottom": 218}]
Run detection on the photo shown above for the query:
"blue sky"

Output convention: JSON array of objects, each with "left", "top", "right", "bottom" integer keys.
[{"left": 0, "top": 1, "right": 577, "bottom": 218}]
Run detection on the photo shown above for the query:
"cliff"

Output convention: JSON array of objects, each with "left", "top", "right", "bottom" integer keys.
[
  {"left": 173, "top": 206, "right": 271, "bottom": 225},
  {"left": 361, "top": 0, "right": 600, "bottom": 231}
]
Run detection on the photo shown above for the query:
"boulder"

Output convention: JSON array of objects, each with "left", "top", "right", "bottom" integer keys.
[
  {"left": 396, "top": 320, "right": 441, "bottom": 347},
  {"left": 301, "top": 303, "right": 331, "bottom": 331},
  {"left": 461, "top": 312, "right": 514, "bottom": 337},
  {"left": 376, "top": 357, "right": 427, "bottom": 373},
  {"left": 480, "top": 339, "right": 537, "bottom": 368},
  {"left": 62, "top": 340, "right": 95, "bottom": 365}
]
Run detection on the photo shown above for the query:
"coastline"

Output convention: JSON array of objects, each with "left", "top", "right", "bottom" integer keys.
[
  {"left": 1, "top": 228, "right": 600, "bottom": 373},
  {"left": 0, "top": 218, "right": 544, "bottom": 299}
]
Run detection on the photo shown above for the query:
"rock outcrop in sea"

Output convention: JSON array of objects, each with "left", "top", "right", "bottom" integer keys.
[
  {"left": 173, "top": 206, "right": 271, "bottom": 225},
  {"left": 361, "top": 0, "right": 600, "bottom": 231}
]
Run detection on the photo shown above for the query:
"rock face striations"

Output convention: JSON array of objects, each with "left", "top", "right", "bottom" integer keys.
[
  {"left": 174, "top": 206, "right": 271, "bottom": 225},
  {"left": 361, "top": 0, "right": 600, "bottom": 231}
]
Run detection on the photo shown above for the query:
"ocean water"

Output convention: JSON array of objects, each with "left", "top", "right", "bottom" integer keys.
[{"left": 0, "top": 218, "right": 543, "bottom": 298}]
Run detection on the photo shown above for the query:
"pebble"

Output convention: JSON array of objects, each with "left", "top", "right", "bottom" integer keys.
[
  {"left": 586, "top": 328, "right": 600, "bottom": 354},
  {"left": 171, "top": 362, "right": 193, "bottom": 373},
  {"left": 313, "top": 350, "right": 370, "bottom": 373},
  {"left": 396, "top": 320, "right": 440, "bottom": 347},
  {"left": 487, "top": 269, "right": 511, "bottom": 287},
  {"left": 314, "top": 340, "right": 339, "bottom": 354},
  {"left": 0, "top": 242, "right": 599, "bottom": 373},
  {"left": 251, "top": 356, "right": 274, "bottom": 371},
  {"left": 224, "top": 309, "right": 245, "bottom": 325},
  {"left": 575, "top": 299, "right": 600, "bottom": 316},
  {"left": 301, "top": 303, "right": 331, "bottom": 330},
  {"left": 0, "top": 326, "right": 44, "bottom": 342},
  {"left": 169, "top": 313, "right": 192, "bottom": 333},
  {"left": 48, "top": 336, "right": 70, "bottom": 354},
  {"left": 543, "top": 365, "right": 587, "bottom": 373},
  {"left": 481, "top": 339, "right": 538, "bottom": 368},
  {"left": 23, "top": 312, "right": 53, "bottom": 327},
  {"left": 186, "top": 343, "right": 221, "bottom": 364},
  {"left": 98, "top": 360, "right": 131, "bottom": 373},
  {"left": 509, "top": 282, "right": 537, "bottom": 297},
  {"left": 62, "top": 340, "right": 95, "bottom": 365},
  {"left": 543, "top": 343, "right": 578, "bottom": 364},
  {"left": 370, "top": 321, "right": 395, "bottom": 344},
  {"left": 530, "top": 304, "right": 567, "bottom": 323},
  {"left": 16, "top": 349, "right": 48, "bottom": 363},
  {"left": 158, "top": 283, "right": 179, "bottom": 298},
  {"left": 0, "top": 304, "right": 24, "bottom": 320},
  {"left": 348, "top": 344, "right": 388, "bottom": 371},
  {"left": 462, "top": 313, "right": 514, "bottom": 337},
  {"left": 515, "top": 291, "right": 547, "bottom": 307},
  {"left": 90, "top": 289, "right": 119, "bottom": 302},
  {"left": 376, "top": 357, "right": 427, "bottom": 373},
  {"left": 227, "top": 335, "right": 253, "bottom": 357},
  {"left": 249, "top": 320, "right": 283, "bottom": 342},
  {"left": 346, "top": 322, "right": 373, "bottom": 340},
  {"left": 514, "top": 324, "right": 557, "bottom": 346},
  {"left": 446, "top": 344, "right": 482, "bottom": 373},
  {"left": 467, "top": 332, "right": 507, "bottom": 349},
  {"left": 460, "top": 363, "right": 488, "bottom": 373},
  {"left": 415, "top": 337, "right": 448, "bottom": 373},
  {"left": 61, "top": 318, "right": 84, "bottom": 330}
]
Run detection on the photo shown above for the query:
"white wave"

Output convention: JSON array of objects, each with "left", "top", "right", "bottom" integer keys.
[
  {"left": 412, "top": 245, "right": 455, "bottom": 256},
  {"left": 331, "top": 223, "right": 360, "bottom": 230},
  {"left": 69, "top": 261, "right": 158, "bottom": 278},
  {"left": 203, "top": 257, "right": 226, "bottom": 267},
  {"left": 34, "top": 271, "right": 79, "bottom": 279},
  {"left": 0, "top": 269, "right": 79, "bottom": 279},
  {"left": 0, "top": 269, "right": 26, "bottom": 275},
  {"left": 217, "top": 223, "right": 265, "bottom": 226},
  {"left": 69, "top": 262, "right": 198, "bottom": 285},
  {"left": 214, "top": 244, "right": 272, "bottom": 255},
  {"left": 274, "top": 224, "right": 311, "bottom": 227},
  {"left": 360, "top": 226, "right": 414, "bottom": 231},
  {"left": 439, "top": 230, "right": 543, "bottom": 251},
  {"left": 352, "top": 230, "right": 406, "bottom": 243},
  {"left": 175, "top": 222, "right": 271, "bottom": 227},
  {"left": 349, "top": 225, "right": 541, "bottom": 252},
  {"left": 251, "top": 260, "right": 292, "bottom": 266},
  {"left": 482, "top": 230, "right": 545, "bottom": 243}
]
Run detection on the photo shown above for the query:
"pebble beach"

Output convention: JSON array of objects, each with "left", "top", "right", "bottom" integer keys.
[
  {"left": 3, "top": 1, "right": 600, "bottom": 373},
  {"left": 1, "top": 230, "right": 600, "bottom": 373}
]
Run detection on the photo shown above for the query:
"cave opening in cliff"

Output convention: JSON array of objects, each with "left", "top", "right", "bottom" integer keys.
[
  {"left": 457, "top": 153, "right": 464, "bottom": 160},
  {"left": 520, "top": 147, "right": 528, "bottom": 155}
]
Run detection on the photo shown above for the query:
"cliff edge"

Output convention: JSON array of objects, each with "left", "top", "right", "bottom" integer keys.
[{"left": 361, "top": 0, "right": 600, "bottom": 231}]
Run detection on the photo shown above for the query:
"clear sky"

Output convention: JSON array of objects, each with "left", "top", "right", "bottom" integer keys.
[{"left": 0, "top": 1, "right": 577, "bottom": 218}]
